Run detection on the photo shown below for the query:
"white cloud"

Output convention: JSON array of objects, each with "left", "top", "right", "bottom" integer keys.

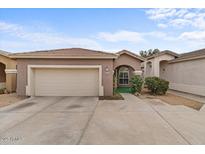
[
  {"left": 146, "top": 9, "right": 177, "bottom": 20},
  {"left": 0, "top": 21, "right": 23, "bottom": 33},
  {"left": 157, "top": 23, "right": 167, "bottom": 28},
  {"left": 179, "top": 31, "right": 205, "bottom": 42},
  {"left": 0, "top": 21, "right": 102, "bottom": 51},
  {"left": 146, "top": 8, "right": 188, "bottom": 20},
  {"left": 98, "top": 30, "right": 173, "bottom": 43},
  {"left": 174, "top": 9, "right": 188, "bottom": 18},
  {"left": 184, "top": 12, "right": 196, "bottom": 19},
  {"left": 145, "top": 31, "right": 166, "bottom": 38},
  {"left": 98, "top": 30, "right": 144, "bottom": 43},
  {"left": 145, "top": 8, "right": 205, "bottom": 48},
  {"left": 169, "top": 18, "right": 192, "bottom": 27},
  {"left": 193, "top": 16, "right": 205, "bottom": 30},
  {"left": 146, "top": 9, "right": 205, "bottom": 30}
]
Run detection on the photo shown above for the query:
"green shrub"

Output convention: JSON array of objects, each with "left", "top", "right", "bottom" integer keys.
[
  {"left": 0, "top": 88, "right": 5, "bottom": 94},
  {"left": 145, "top": 77, "right": 169, "bottom": 95},
  {"left": 130, "top": 75, "right": 144, "bottom": 94}
]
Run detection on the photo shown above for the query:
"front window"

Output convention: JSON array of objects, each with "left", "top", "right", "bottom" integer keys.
[{"left": 118, "top": 67, "right": 129, "bottom": 85}]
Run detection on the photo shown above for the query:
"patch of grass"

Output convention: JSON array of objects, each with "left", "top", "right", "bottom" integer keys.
[{"left": 115, "top": 87, "right": 131, "bottom": 93}]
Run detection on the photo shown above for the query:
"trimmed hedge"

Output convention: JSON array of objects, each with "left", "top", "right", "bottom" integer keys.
[
  {"left": 130, "top": 75, "right": 144, "bottom": 94},
  {"left": 145, "top": 77, "right": 169, "bottom": 95}
]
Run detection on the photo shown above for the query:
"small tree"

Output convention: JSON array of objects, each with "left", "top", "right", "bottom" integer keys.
[
  {"left": 140, "top": 49, "right": 160, "bottom": 58},
  {"left": 139, "top": 50, "right": 148, "bottom": 58},
  {"left": 129, "top": 75, "right": 144, "bottom": 94}
]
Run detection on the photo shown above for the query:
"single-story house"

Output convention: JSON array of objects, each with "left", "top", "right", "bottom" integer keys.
[
  {"left": 144, "top": 48, "right": 205, "bottom": 97},
  {"left": 1, "top": 47, "right": 205, "bottom": 97},
  {"left": 0, "top": 50, "right": 17, "bottom": 92},
  {"left": 10, "top": 48, "right": 144, "bottom": 97}
]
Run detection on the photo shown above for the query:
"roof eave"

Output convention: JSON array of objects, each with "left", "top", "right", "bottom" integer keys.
[
  {"left": 169, "top": 55, "right": 205, "bottom": 63},
  {"left": 0, "top": 52, "right": 10, "bottom": 58},
  {"left": 146, "top": 51, "right": 179, "bottom": 60},
  {"left": 117, "top": 51, "right": 145, "bottom": 62},
  {"left": 9, "top": 55, "right": 118, "bottom": 59}
]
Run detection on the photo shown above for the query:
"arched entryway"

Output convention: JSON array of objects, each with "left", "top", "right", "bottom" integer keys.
[
  {"left": 159, "top": 60, "right": 169, "bottom": 80},
  {"left": 0, "top": 62, "right": 6, "bottom": 89},
  {"left": 114, "top": 65, "right": 135, "bottom": 88}
]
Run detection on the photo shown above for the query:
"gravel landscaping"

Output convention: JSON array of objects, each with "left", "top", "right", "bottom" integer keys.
[{"left": 139, "top": 89, "right": 204, "bottom": 110}]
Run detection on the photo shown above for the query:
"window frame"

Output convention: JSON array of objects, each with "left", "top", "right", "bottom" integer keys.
[{"left": 118, "top": 69, "right": 129, "bottom": 85}]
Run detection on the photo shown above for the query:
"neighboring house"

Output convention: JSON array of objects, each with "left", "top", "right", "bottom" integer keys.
[
  {"left": 144, "top": 50, "right": 179, "bottom": 77},
  {"left": 143, "top": 48, "right": 205, "bottom": 97},
  {"left": 10, "top": 48, "right": 144, "bottom": 97},
  {"left": 0, "top": 50, "right": 17, "bottom": 92}
]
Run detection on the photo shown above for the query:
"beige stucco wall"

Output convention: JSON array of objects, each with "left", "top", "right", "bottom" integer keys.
[
  {"left": 144, "top": 60, "right": 154, "bottom": 77},
  {"left": 114, "top": 53, "right": 142, "bottom": 70},
  {"left": 161, "top": 58, "right": 205, "bottom": 96},
  {"left": 0, "top": 55, "right": 16, "bottom": 69},
  {"left": 160, "top": 61, "right": 169, "bottom": 80},
  {"left": 0, "top": 55, "right": 17, "bottom": 92},
  {"left": 145, "top": 54, "right": 175, "bottom": 77},
  {"left": 16, "top": 58, "right": 114, "bottom": 96}
]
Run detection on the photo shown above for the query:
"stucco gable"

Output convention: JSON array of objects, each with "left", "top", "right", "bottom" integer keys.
[
  {"left": 116, "top": 50, "right": 145, "bottom": 62},
  {"left": 146, "top": 50, "right": 179, "bottom": 60},
  {"left": 114, "top": 52, "right": 143, "bottom": 70},
  {"left": 0, "top": 50, "right": 10, "bottom": 58}
]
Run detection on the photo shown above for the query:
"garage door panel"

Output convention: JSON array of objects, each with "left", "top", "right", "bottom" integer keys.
[{"left": 34, "top": 68, "right": 99, "bottom": 96}]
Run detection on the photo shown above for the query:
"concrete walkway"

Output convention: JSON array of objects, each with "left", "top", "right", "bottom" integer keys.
[
  {"left": 146, "top": 98, "right": 205, "bottom": 144},
  {"left": 80, "top": 94, "right": 188, "bottom": 144},
  {"left": 0, "top": 94, "right": 205, "bottom": 144}
]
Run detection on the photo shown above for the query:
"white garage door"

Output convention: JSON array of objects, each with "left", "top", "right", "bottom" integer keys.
[{"left": 34, "top": 68, "right": 99, "bottom": 96}]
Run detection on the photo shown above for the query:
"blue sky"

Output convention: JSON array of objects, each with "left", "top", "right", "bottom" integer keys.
[{"left": 0, "top": 8, "right": 205, "bottom": 54}]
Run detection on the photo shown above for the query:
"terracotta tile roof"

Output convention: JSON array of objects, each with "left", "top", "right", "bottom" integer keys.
[
  {"left": 170, "top": 48, "right": 205, "bottom": 63},
  {"left": 116, "top": 50, "right": 145, "bottom": 61},
  {"left": 10, "top": 48, "right": 118, "bottom": 59}
]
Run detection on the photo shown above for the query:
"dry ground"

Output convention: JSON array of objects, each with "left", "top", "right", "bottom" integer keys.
[
  {"left": 139, "top": 89, "right": 204, "bottom": 110},
  {"left": 99, "top": 93, "right": 124, "bottom": 100},
  {"left": 0, "top": 93, "right": 27, "bottom": 108}
]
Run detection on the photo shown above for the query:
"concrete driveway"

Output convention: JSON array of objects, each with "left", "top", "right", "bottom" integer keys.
[
  {"left": 0, "top": 94, "right": 205, "bottom": 144},
  {"left": 0, "top": 96, "right": 98, "bottom": 144}
]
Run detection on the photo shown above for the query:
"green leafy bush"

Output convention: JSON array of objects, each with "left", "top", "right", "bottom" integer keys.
[
  {"left": 145, "top": 77, "right": 169, "bottom": 95},
  {"left": 0, "top": 88, "right": 5, "bottom": 94},
  {"left": 130, "top": 75, "right": 144, "bottom": 94}
]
